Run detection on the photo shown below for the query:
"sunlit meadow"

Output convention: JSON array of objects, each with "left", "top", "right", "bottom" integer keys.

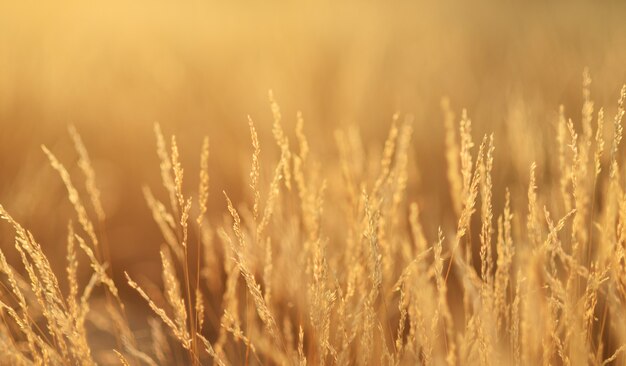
[{"left": 1, "top": 1, "right": 626, "bottom": 365}]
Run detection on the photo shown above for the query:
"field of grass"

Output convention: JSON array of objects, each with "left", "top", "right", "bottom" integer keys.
[{"left": 2, "top": 1, "right": 626, "bottom": 365}]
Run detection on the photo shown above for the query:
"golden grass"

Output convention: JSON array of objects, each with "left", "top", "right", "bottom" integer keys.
[{"left": 2, "top": 72, "right": 626, "bottom": 366}]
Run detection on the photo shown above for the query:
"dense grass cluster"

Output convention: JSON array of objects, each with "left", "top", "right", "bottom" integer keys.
[{"left": 1, "top": 75, "right": 626, "bottom": 365}]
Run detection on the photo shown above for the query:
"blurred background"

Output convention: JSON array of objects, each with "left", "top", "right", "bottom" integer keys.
[{"left": 1, "top": 0, "right": 626, "bottom": 294}]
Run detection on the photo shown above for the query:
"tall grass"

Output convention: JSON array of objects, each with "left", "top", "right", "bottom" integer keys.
[{"left": 1, "top": 76, "right": 626, "bottom": 365}]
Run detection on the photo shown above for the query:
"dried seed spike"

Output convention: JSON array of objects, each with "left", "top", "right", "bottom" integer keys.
[
  {"left": 269, "top": 90, "right": 292, "bottom": 190},
  {"left": 610, "top": 85, "right": 626, "bottom": 179},
  {"left": 263, "top": 238, "right": 273, "bottom": 305},
  {"left": 248, "top": 115, "right": 261, "bottom": 221},
  {"left": 154, "top": 123, "right": 179, "bottom": 217},
  {"left": 197, "top": 136, "right": 210, "bottom": 226},
  {"left": 582, "top": 67, "right": 594, "bottom": 143},
  {"left": 527, "top": 162, "right": 542, "bottom": 247},
  {"left": 170, "top": 135, "right": 185, "bottom": 211},
  {"left": 114, "top": 350, "right": 131, "bottom": 366},
  {"left": 66, "top": 221, "right": 79, "bottom": 318},
  {"left": 257, "top": 157, "right": 284, "bottom": 239},
  {"left": 195, "top": 288, "right": 204, "bottom": 333},
  {"left": 180, "top": 198, "right": 192, "bottom": 249},
  {"left": 198, "top": 334, "right": 227, "bottom": 366},
  {"left": 594, "top": 108, "right": 605, "bottom": 176},
  {"left": 479, "top": 134, "right": 494, "bottom": 285},
  {"left": 372, "top": 114, "right": 399, "bottom": 197},
  {"left": 601, "top": 345, "right": 626, "bottom": 366},
  {"left": 143, "top": 186, "right": 183, "bottom": 261},
  {"left": 160, "top": 247, "right": 189, "bottom": 342},
  {"left": 223, "top": 191, "right": 284, "bottom": 352},
  {"left": 76, "top": 234, "right": 120, "bottom": 301},
  {"left": 298, "top": 325, "right": 306, "bottom": 366},
  {"left": 0, "top": 206, "right": 30, "bottom": 309},
  {"left": 434, "top": 227, "right": 457, "bottom": 365},
  {"left": 557, "top": 105, "right": 572, "bottom": 213},
  {"left": 42, "top": 145, "right": 99, "bottom": 251},
  {"left": 363, "top": 190, "right": 382, "bottom": 302},
  {"left": 68, "top": 125, "right": 105, "bottom": 222},
  {"left": 495, "top": 189, "right": 514, "bottom": 332},
  {"left": 442, "top": 97, "right": 463, "bottom": 217},
  {"left": 460, "top": 108, "right": 475, "bottom": 199}
]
